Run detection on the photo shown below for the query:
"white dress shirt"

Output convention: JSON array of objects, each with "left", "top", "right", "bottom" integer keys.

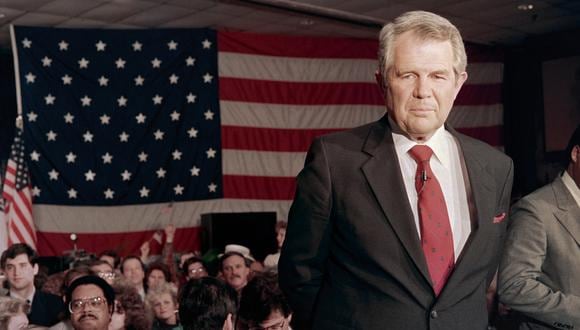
[
  {"left": 562, "top": 170, "right": 580, "bottom": 207},
  {"left": 392, "top": 122, "right": 472, "bottom": 261}
]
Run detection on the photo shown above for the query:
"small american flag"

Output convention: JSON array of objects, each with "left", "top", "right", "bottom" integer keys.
[{"left": 2, "top": 128, "right": 36, "bottom": 249}]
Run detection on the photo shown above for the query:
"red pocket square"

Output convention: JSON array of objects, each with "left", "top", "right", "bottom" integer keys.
[{"left": 493, "top": 213, "right": 506, "bottom": 224}]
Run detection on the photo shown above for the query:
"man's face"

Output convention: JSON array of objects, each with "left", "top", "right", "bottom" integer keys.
[
  {"left": 276, "top": 228, "right": 286, "bottom": 249},
  {"left": 222, "top": 255, "right": 250, "bottom": 291},
  {"left": 69, "top": 284, "right": 111, "bottom": 330},
  {"left": 121, "top": 259, "right": 144, "bottom": 287},
  {"left": 186, "top": 262, "right": 208, "bottom": 280},
  {"left": 91, "top": 264, "right": 115, "bottom": 285},
  {"left": 242, "top": 310, "right": 292, "bottom": 330},
  {"left": 99, "top": 255, "right": 115, "bottom": 269},
  {"left": 3, "top": 253, "right": 38, "bottom": 291},
  {"left": 383, "top": 30, "right": 467, "bottom": 142}
]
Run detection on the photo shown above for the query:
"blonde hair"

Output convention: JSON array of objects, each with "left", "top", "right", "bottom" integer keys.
[
  {"left": 146, "top": 281, "right": 178, "bottom": 306},
  {"left": 0, "top": 297, "right": 29, "bottom": 329},
  {"left": 378, "top": 11, "right": 467, "bottom": 87}
]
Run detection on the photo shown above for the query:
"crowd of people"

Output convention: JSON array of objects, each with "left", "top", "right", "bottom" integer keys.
[{"left": 0, "top": 220, "right": 290, "bottom": 329}]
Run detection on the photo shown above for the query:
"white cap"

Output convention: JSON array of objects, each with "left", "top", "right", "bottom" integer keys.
[{"left": 219, "top": 244, "right": 255, "bottom": 262}]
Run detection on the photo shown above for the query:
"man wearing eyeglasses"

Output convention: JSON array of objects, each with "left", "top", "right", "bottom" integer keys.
[
  {"left": 182, "top": 256, "right": 208, "bottom": 281},
  {"left": 66, "top": 275, "right": 115, "bottom": 330}
]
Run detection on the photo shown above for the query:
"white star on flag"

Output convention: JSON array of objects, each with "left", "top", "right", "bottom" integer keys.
[
  {"left": 84, "top": 170, "right": 96, "bottom": 181},
  {"left": 153, "top": 95, "right": 163, "bottom": 105},
  {"left": 45, "top": 94, "right": 55, "bottom": 105},
  {"left": 78, "top": 57, "right": 89, "bottom": 68},
  {"left": 202, "top": 39, "right": 212, "bottom": 49},
  {"left": 170, "top": 111, "right": 180, "bottom": 121},
  {"left": 203, "top": 73, "right": 213, "bottom": 83},
  {"left": 134, "top": 75, "right": 144, "bottom": 86},
  {"left": 187, "top": 127, "right": 198, "bottom": 138},
  {"left": 25, "top": 73, "right": 36, "bottom": 83},
  {"left": 121, "top": 170, "right": 132, "bottom": 181},
  {"left": 41, "top": 56, "right": 52, "bottom": 67},
  {"left": 168, "top": 40, "right": 178, "bottom": 50},
  {"left": 46, "top": 130, "right": 57, "bottom": 141},
  {"left": 32, "top": 186, "right": 41, "bottom": 197},
  {"left": 186, "top": 93, "right": 196, "bottom": 103},
  {"left": 185, "top": 56, "right": 195, "bottom": 66},
  {"left": 58, "top": 40, "right": 68, "bottom": 51},
  {"left": 153, "top": 130, "right": 164, "bottom": 140},
  {"left": 115, "top": 58, "right": 126, "bottom": 69},
  {"left": 119, "top": 132, "right": 130, "bottom": 142},
  {"left": 172, "top": 150, "right": 182, "bottom": 160},
  {"left": 98, "top": 76, "right": 109, "bottom": 86},
  {"left": 81, "top": 95, "right": 92, "bottom": 106},
  {"left": 83, "top": 131, "right": 94, "bottom": 142},
  {"left": 190, "top": 166, "right": 200, "bottom": 176},
  {"left": 169, "top": 74, "right": 179, "bottom": 84},
  {"left": 104, "top": 188, "right": 114, "bottom": 199},
  {"left": 62, "top": 74, "right": 72, "bottom": 85},
  {"left": 27, "top": 112, "right": 38, "bottom": 122},
  {"left": 65, "top": 152, "right": 77, "bottom": 163},
  {"left": 22, "top": 38, "right": 32, "bottom": 48},
  {"left": 102, "top": 153, "right": 113, "bottom": 164},
  {"left": 204, "top": 109, "right": 214, "bottom": 120},
  {"left": 135, "top": 113, "right": 146, "bottom": 124},
  {"left": 156, "top": 168, "right": 166, "bottom": 178},
  {"left": 132, "top": 41, "right": 143, "bottom": 51},
  {"left": 139, "top": 186, "right": 150, "bottom": 197},
  {"left": 206, "top": 148, "right": 216, "bottom": 158},
  {"left": 99, "top": 114, "right": 111, "bottom": 125},
  {"left": 96, "top": 40, "right": 106, "bottom": 51},
  {"left": 151, "top": 58, "right": 162, "bottom": 68},
  {"left": 117, "top": 96, "right": 128, "bottom": 107},
  {"left": 174, "top": 184, "right": 184, "bottom": 195},
  {"left": 64, "top": 113, "right": 74, "bottom": 124},
  {"left": 138, "top": 152, "right": 148, "bottom": 162},
  {"left": 208, "top": 182, "right": 217, "bottom": 192},
  {"left": 49, "top": 169, "right": 59, "bottom": 181},
  {"left": 30, "top": 151, "right": 41, "bottom": 162},
  {"left": 68, "top": 189, "right": 78, "bottom": 199}
]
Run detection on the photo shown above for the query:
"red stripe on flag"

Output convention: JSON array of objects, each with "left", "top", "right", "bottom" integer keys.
[
  {"left": 223, "top": 175, "right": 296, "bottom": 200},
  {"left": 456, "top": 84, "right": 501, "bottom": 105},
  {"left": 222, "top": 126, "right": 342, "bottom": 152},
  {"left": 220, "top": 78, "right": 383, "bottom": 105},
  {"left": 218, "top": 31, "right": 378, "bottom": 59},
  {"left": 456, "top": 125, "right": 503, "bottom": 146},
  {"left": 36, "top": 227, "right": 203, "bottom": 257}
]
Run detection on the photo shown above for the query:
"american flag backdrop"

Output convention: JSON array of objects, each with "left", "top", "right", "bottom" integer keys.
[{"left": 10, "top": 26, "right": 503, "bottom": 256}]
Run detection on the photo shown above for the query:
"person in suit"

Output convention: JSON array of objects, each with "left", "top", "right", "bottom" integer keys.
[
  {"left": 498, "top": 125, "right": 580, "bottom": 330},
  {"left": 278, "top": 10, "right": 514, "bottom": 330},
  {"left": 1, "top": 243, "right": 65, "bottom": 327}
]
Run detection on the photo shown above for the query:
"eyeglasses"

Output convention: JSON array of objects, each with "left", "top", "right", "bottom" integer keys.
[
  {"left": 97, "top": 271, "right": 116, "bottom": 280},
  {"left": 188, "top": 267, "right": 206, "bottom": 275},
  {"left": 248, "top": 319, "right": 286, "bottom": 330},
  {"left": 68, "top": 296, "right": 107, "bottom": 313}
]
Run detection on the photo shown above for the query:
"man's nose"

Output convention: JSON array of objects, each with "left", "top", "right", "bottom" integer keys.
[{"left": 413, "top": 77, "right": 432, "bottom": 99}]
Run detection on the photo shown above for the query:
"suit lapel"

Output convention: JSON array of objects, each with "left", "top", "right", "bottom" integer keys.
[
  {"left": 360, "top": 117, "right": 431, "bottom": 284},
  {"left": 552, "top": 176, "right": 580, "bottom": 246}
]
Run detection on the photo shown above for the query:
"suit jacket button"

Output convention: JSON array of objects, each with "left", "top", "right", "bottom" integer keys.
[{"left": 430, "top": 310, "right": 438, "bottom": 319}]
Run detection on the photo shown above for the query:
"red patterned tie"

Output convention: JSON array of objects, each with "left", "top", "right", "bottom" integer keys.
[{"left": 409, "top": 145, "right": 454, "bottom": 296}]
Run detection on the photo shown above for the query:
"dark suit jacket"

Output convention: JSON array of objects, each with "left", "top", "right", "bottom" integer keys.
[
  {"left": 279, "top": 116, "right": 514, "bottom": 329},
  {"left": 28, "top": 290, "right": 65, "bottom": 327},
  {"left": 498, "top": 175, "right": 580, "bottom": 330}
]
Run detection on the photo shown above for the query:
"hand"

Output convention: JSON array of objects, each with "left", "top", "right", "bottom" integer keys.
[
  {"left": 140, "top": 241, "right": 150, "bottom": 260},
  {"left": 164, "top": 224, "right": 175, "bottom": 243}
]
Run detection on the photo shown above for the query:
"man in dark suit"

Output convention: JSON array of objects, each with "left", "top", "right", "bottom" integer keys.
[
  {"left": 498, "top": 125, "right": 580, "bottom": 329},
  {"left": 279, "top": 10, "right": 514, "bottom": 330},
  {"left": 1, "top": 243, "right": 65, "bottom": 327}
]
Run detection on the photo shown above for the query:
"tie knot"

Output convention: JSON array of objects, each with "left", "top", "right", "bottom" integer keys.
[{"left": 409, "top": 145, "right": 433, "bottom": 163}]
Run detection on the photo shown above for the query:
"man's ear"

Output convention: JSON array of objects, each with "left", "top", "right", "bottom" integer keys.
[
  {"left": 33, "top": 263, "right": 39, "bottom": 276},
  {"left": 375, "top": 70, "right": 386, "bottom": 96}
]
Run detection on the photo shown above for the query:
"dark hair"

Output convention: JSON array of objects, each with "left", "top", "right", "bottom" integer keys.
[
  {"left": 179, "top": 277, "right": 238, "bottom": 330},
  {"left": 238, "top": 274, "right": 291, "bottom": 325},
  {"left": 1, "top": 243, "right": 37, "bottom": 269},
  {"left": 90, "top": 259, "right": 114, "bottom": 271},
  {"left": 62, "top": 265, "right": 94, "bottom": 297},
  {"left": 145, "top": 262, "right": 171, "bottom": 285},
  {"left": 121, "top": 256, "right": 145, "bottom": 274},
  {"left": 99, "top": 250, "right": 121, "bottom": 269},
  {"left": 219, "top": 252, "right": 251, "bottom": 271},
  {"left": 275, "top": 221, "right": 287, "bottom": 232},
  {"left": 65, "top": 275, "right": 115, "bottom": 313},
  {"left": 112, "top": 279, "right": 152, "bottom": 330},
  {"left": 564, "top": 125, "right": 580, "bottom": 167},
  {"left": 182, "top": 256, "right": 206, "bottom": 274}
]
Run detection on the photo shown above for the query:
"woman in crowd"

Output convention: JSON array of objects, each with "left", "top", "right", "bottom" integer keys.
[
  {"left": 146, "top": 282, "right": 182, "bottom": 330},
  {"left": 0, "top": 296, "right": 29, "bottom": 330},
  {"left": 111, "top": 279, "right": 152, "bottom": 330},
  {"left": 145, "top": 263, "right": 172, "bottom": 292}
]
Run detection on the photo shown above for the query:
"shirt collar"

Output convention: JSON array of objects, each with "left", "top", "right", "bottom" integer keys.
[
  {"left": 10, "top": 286, "right": 35, "bottom": 304},
  {"left": 389, "top": 117, "right": 451, "bottom": 168},
  {"left": 562, "top": 170, "right": 580, "bottom": 207}
]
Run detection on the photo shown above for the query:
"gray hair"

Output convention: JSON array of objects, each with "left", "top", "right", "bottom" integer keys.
[{"left": 378, "top": 11, "right": 467, "bottom": 87}]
